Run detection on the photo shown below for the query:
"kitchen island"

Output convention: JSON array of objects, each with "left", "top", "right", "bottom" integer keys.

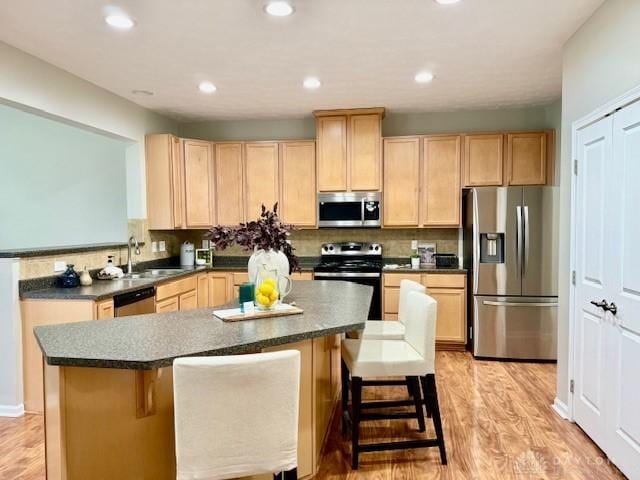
[{"left": 34, "top": 280, "right": 371, "bottom": 480}]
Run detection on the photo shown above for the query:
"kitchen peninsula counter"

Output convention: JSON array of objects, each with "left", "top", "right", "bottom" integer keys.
[{"left": 36, "top": 281, "right": 371, "bottom": 480}]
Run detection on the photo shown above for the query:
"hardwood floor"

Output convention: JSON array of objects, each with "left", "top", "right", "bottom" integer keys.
[
  {"left": 0, "top": 413, "right": 44, "bottom": 480},
  {"left": 0, "top": 352, "right": 624, "bottom": 480},
  {"left": 316, "top": 352, "right": 625, "bottom": 480}
]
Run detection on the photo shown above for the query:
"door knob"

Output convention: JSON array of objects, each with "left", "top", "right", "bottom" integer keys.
[
  {"left": 590, "top": 299, "right": 608, "bottom": 309},
  {"left": 605, "top": 302, "right": 618, "bottom": 316}
]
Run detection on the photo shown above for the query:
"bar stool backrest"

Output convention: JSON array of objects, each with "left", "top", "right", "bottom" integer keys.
[
  {"left": 173, "top": 350, "right": 300, "bottom": 480},
  {"left": 397, "top": 279, "right": 427, "bottom": 325},
  {"left": 404, "top": 291, "right": 438, "bottom": 374}
]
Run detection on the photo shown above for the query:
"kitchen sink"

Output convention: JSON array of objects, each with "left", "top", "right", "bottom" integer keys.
[{"left": 122, "top": 268, "right": 186, "bottom": 280}]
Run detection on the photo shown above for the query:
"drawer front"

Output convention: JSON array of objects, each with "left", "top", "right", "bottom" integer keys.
[
  {"left": 385, "top": 313, "right": 399, "bottom": 321},
  {"left": 156, "top": 276, "right": 198, "bottom": 301},
  {"left": 383, "top": 273, "right": 422, "bottom": 287},
  {"left": 423, "top": 273, "right": 465, "bottom": 289},
  {"left": 232, "top": 272, "right": 249, "bottom": 286},
  {"left": 292, "top": 272, "right": 313, "bottom": 280},
  {"left": 384, "top": 287, "right": 400, "bottom": 314},
  {"left": 156, "top": 296, "right": 179, "bottom": 313}
]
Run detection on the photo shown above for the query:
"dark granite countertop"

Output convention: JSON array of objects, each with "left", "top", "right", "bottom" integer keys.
[
  {"left": 382, "top": 266, "right": 467, "bottom": 274},
  {"left": 33, "top": 281, "right": 371, "bottom": 370},
  {"left": 0, "top": 242, "right": 136, "bottom": 259},
  {"left": 20, "top": 256, "right": 319, "bottom": 301}
]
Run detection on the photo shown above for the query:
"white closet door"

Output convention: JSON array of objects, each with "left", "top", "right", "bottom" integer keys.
[
  {"left": 608, "top": 101, "right": 640, "bottom": 479},
  {"left": 573, "top": 115, "right": 613, "bottom": 450}
]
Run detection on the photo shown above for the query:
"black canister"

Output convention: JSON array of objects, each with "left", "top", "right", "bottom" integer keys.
[{"left": 57, "top": 264, "right": 81, "bottom": 288}]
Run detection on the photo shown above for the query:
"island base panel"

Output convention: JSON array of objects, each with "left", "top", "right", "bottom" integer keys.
[{"left": 43, "top": 335, "right": 342, "bottom": 480}]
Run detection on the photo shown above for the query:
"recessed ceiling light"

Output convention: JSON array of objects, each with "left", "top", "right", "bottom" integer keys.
[
  {"left": 105, "top": 13, "right": 135, "bottom": 29},
  {"left": 303, "top": 77, "right": 321, "bottom": 89},
  {"left": 131, "top": 89, "right": 154, "bottom": 96},
  {"left": 198, "top": 81, "right": 217, "bottom": 94},
  {"left": 415, "top": 71, "right": 434, "bottom": 84},
  {"left": 434, "top": 0, "right": 461, "bottom": 4},
  {"left": 264, "top": 1, "right": 294, "bottom": 16}
]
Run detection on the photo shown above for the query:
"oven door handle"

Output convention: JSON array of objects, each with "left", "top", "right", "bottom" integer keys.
[{"left": 313, "top": 272, "right": 381, "bottom": 278}]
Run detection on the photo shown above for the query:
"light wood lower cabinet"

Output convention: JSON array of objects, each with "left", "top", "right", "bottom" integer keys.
[
  {"left": 155, "top": 296, "right": 179, "bottom": 313},
  {"left": 178, "top": 290, "right": 198, "bottom": 311},
  {"left": 382, "top": 272, "right": 467, "bottom": 350},
  {"left": 95, "top": 299, "right": 114, "bottom": 319},
  {"left": 208, "top": 272, "right": 233, "bottom": 307},
  {"left": 20, "top": 299, "right": 97, "bottom": 414}
]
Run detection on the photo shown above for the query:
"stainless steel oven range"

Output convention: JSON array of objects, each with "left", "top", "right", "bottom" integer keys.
[{"left": 313, "top": 242, "right": 382, "bottom": 319}]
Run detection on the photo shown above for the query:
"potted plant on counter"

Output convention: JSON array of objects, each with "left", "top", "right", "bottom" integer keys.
[{"left": 205, "top": 203, "right": 300, "bottom": 288}]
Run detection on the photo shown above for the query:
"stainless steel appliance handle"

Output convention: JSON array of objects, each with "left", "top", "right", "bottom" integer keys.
[
  {"left": 313, "top": 272, "right": 381, "bottom": 278},
  {"left": 483, "top": 300, "right": 558, "bottom": 307},
  {"left": 523, "top": 205, "right": 530, "bottom": 277},
  {"left": 361, "top": 199, "right": 365, "bottom": 226},
  {"left": 473, "top": 191, "right": 480, "bottom": 294},
  {"left": 516, "top": 206, "right": 523, "bottom": 275}
]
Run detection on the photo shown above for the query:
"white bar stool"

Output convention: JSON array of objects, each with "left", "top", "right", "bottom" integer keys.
[
  {"left": 341, "top": 291, "right": 447, "bottom": 469},
  {"left": 361, "top": 279, "right": 426, "bottom": 341},
  {"left": 173, "top": 350, "right": 300, "bottom": 480}
]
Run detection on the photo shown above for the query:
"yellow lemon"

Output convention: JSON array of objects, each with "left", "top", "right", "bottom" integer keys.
[
  {"left": 256, "top": 293, "right": 271, "bottom": 306},
  {"left": 264, "top": 277, "right": 277, "bottom": 287},
  {"left": 269, "top": 290, "right": 279, "bottom": 302},
  {"left": 258, "top": 282, "right": 274, "bottom": 296}
]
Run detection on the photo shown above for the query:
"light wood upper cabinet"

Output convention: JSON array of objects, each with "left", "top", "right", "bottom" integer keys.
[
  {"left": 349, "top": 114, "right": 381, "bottom": 191},
  {"left": 383, "top": 137, "right": 420, "bottom": 227},
  {"left": 316, "top": 116, "right": 348, "bottom": 191},
  {"left": 146, "top": 134, "right": 184, "bottom": 229},
  {"left": 463, "top": 134, "right": 504, "bottom": 187},
  {"left": 280, "top": 141, "right": 317, "bottom": 227},
  {"left": 506, "top": 132, "right": 547, "bottom": 185},
  {"left": 315, "top": 108, "right": 384, "bottom": 192},
  {"left": 183, "top": 139, "right": 214, "bottom": 228},
  {"left": 214, "top": 143, "right": 244, "bottom": 226},
  {"left": 244, "top": 142, "right": 279, "bottom": 220},
  {"left": 423, "top": 135, "right": 461, "bottom": 227}
]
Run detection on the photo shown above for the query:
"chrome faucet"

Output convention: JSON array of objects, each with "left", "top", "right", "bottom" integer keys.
[{"left": 127, "top": 236, "right": 141, "bottom": 274}]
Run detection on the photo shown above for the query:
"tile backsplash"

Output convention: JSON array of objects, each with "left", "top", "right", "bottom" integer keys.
[
  {"left": 212, "top": 227, "right": 460, "bottom": 258},
  {"left": 18, "top": 224, "right": 460, "bottom": 280}
]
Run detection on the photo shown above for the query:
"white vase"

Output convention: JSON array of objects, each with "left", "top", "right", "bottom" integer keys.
[{"left": 248, "top": 249, "right": 291, "bottom": 299}]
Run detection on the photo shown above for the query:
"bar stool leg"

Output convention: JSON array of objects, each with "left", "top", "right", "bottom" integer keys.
[
  {"left": 351, "top": 376, "right": 363, "bottom": 469},
  {"left": 407, "top": 376, "right": 426, "bottom": 432},
  {"left": 341, "top": 360, "right": 350, "bottom": 436},
  {"left": 273, "top": 468, "right": 297, "bottom": 480},
  {"left": 421, "top": 374, "right": 447, "bottom": 465}
]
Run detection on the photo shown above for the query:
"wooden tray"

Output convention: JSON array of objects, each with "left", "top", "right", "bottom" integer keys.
[{"left": 214, "top": 305, "right": 304, "bottom": 322}]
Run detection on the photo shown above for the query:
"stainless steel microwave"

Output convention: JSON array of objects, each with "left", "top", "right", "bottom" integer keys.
[{"left": 318, "top": 192, "right": 382, "bottom": 228}]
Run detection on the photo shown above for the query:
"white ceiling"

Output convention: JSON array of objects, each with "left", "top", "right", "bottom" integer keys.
[{"left": 0, "top": 0, "right": 603, "bottom": 121}]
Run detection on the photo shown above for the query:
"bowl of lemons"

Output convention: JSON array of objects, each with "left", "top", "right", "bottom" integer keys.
[{"left": 255, "top": 277, "right": 279, "bottom": 310}]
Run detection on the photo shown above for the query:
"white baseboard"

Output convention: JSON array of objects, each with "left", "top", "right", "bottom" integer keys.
[
  {"left": 0, "top": 403, "right": 25, "bottom": 417},
  {"left": 551, "top": 397, "right": 569, "bottom": 420}
]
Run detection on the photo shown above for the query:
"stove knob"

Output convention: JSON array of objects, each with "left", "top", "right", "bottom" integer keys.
[
  {"left": 328, "top": 245, "right": 334, "bottom": 252},
  {"left": 374, "top": 245, "right": 380, "bottom": 251},
  {"left": 368, "top": 245, "right": 374, "bottom": 250}
]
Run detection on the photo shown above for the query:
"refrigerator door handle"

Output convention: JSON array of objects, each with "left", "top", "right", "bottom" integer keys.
[
  {"left": 516, "top": 206, "right": 523, "bottom": 275},
  {"left": 523, "top": 205, "right": 530, "bottom": 277},
  {"left": 483, "top": 300, "right": 558, "bottom": 307}
]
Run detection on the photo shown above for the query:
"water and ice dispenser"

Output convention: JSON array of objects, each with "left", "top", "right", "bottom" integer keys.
[{"left": 479, "top": 233, "right": 504, "bottom": 263}]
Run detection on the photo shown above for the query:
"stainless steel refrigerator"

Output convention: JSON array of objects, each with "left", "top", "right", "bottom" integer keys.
[{"left": 463, "top": 187, "right": 558, "bottom": 360}]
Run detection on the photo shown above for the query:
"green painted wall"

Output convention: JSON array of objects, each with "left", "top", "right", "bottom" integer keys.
[
  {"left": 179, "top": 104, "right": 559, "bottom": 141},
  {"left": 0, "top": 103, "right": 128, "bottom": 249}
]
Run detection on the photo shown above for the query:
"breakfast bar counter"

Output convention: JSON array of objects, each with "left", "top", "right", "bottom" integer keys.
[{"left": 34, "top": 281, "right": 371, "bottom": 480}]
